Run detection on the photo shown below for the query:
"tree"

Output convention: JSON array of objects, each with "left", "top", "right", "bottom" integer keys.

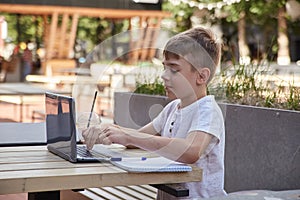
[
  {"left": 222, "top": 0, "right": 300, "bottom": 65},
  {"left": 162, "top": 1, "right": 194, "bottom": 33},
  {"left": 164, "top": 0, "right": 300, "bottom": 65},
  {"left": 222, "top": 1, "right": 251, "bottom": 64},
  {"left": 277, "top": 5, "right": 290, "bottom": 65}
]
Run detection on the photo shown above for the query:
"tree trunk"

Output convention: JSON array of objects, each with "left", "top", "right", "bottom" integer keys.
[
  {"left": 237, "top": 11, "right": 250, "bottom": 65},
  {"left": 16, "top": 14, "right": 21, "bottom": 44},
  {"left": 277, "top": 6, "right": 290, "bottom": 65}
]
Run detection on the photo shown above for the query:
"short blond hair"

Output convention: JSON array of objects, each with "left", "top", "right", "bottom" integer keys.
[{"left": 163, "top": 27, "right": 221, "bottom": 83}]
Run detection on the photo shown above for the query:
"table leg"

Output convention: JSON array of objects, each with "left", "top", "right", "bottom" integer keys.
[{"left": 28, "top": 191, "right": 60, "bottom": 200}]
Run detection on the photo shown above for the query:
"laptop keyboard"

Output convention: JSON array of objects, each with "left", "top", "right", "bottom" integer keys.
[
  {"left": 77, "top": 145, "right": 127, "bottom": 158},
  {"left": 77, "top": 146, "right": 104, "bottom": 158}
]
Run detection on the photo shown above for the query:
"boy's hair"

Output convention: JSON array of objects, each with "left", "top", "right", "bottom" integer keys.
[{"left": 163, "top": 27, "right": 221, "bottom": 83}]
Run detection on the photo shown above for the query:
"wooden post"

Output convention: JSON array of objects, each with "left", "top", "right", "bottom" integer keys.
[
  {"left": 148, "top": 17, "right": 162, "bottom": 60},
  {"left": 58, "top": 13, "right": 69, "bottom": 59},
  {"left": 68, "top": 13, "right": 79, "bottom": 59},
  {"left": 130, "top": 16, "right": 146, "bottom": 64},
  {"left": 47, "top": 12, "right": 58, "bottom": 60},
  {"left": 140, "top": 17, "right": 154, "bottom": 61}
]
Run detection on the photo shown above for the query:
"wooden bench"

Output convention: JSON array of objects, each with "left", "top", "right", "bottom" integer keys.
[
  {"left": 62, "top": 184, "right": 190, "bottom": 200},
  {"left": 61, "top": 185, "right": 157, "bottom": 200}
]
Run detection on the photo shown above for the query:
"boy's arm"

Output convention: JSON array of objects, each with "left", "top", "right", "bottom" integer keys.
[
  {"left": 123, "top": 129, "right": 212, "bottom": 163},
  {"left": 85, "top": 124, "right": 213, "bottom": 163},
  {"left": 138, "top": 122, "right": 160, "bottom": 136},
  {"left": 126, "top": 122, "right": 159, "bottom": 149}
]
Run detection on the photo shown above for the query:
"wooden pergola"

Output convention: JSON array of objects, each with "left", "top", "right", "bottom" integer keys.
[{"left": 0, "top": 3, "right": 170, "bottom": 74}]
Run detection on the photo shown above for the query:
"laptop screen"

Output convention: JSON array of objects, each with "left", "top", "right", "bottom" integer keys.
[{"left": 45, "top": 92, "right": 77, "bottom": 161}]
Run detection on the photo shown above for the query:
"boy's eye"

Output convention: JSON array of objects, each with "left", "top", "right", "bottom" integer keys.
[
  {"left": 170, "top": 68, "right": 179, "bottom": 73},
  {"left": 163, "top": 65, "right": 180, "bottom": 74}
]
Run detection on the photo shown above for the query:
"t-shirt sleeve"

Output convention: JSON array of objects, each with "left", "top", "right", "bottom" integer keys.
[
  {"left": 189, "top": 102, "right": 224, "bottom": 157},
  {"left": 189, "top": 101, "right": 224, "bottom": 141}
]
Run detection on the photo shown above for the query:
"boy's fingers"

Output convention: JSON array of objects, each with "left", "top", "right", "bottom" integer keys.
[
  {"left": 85, "top": 127, "right": 99, "bottom": 150},
  {"left": 97, "top": 132, "right": 106, "bottom": 143},
  {"left": 103, "top": 137, "right": 112, "bottom": 145}
]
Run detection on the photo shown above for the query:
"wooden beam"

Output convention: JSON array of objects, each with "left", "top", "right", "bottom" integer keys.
[
  {"left": 0, "top": 3, "right": 171, "bottom": 67},
  {"left": 0, "top": 4, "right": 170, "bottom": 18}
]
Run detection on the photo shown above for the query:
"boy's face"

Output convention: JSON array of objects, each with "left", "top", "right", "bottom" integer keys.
[{"left": 161, "top": 55, "right": 199, "bottom": 101}]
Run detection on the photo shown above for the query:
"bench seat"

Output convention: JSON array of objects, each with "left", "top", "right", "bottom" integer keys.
[{"left": 61, "top": 185, "right": 157, "bottom": 200}]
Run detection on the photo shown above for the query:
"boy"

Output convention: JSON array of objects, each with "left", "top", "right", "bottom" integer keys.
[{"left": 83, "top": 27, "right": 226, "bottom": 199}]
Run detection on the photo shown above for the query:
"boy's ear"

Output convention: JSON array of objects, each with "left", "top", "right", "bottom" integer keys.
[{"left": 196, "top": 68, "right": 210, "bottom": 84}]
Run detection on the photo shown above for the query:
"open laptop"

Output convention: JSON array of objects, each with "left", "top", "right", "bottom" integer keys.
[{"left": 45, "top": 92, "right": 124, "bottom": 163}]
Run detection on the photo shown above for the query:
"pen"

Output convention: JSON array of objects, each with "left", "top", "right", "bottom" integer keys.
[
  {"left": 87, "top": 90, "right": 98, "bottom": 128},
  {"left": 110, "top": 157, "right": 122, "bottom": 161},
  {"left": 110, "top": 157, "right": 147, "bottom": 162}
]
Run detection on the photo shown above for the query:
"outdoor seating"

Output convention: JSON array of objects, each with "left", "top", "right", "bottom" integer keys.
[
  {"left": 1, "top": 0, "right": 299, "bottom": 199},
  {"left": 0, "top": 109, "right": 191, "bottom": 200},
  {"left": 0, "top": 143, "right": 199, "bottom": 200},
  {"left": 61, "top": 185, "right": 158, "bottom": 200},
  {"left": 45, "top": 59, "right": 77, "bottom": 76}
]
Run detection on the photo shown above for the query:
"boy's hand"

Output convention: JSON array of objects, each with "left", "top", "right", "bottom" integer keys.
[
  {"left": 98, "top": 124, "right": 129, "bottom": 146},
  {"left": 82, "top": 124, "right": 127, "bottom": 150},
  {"left": 82, "top": 124, "right": 108, "bottom": 150}
]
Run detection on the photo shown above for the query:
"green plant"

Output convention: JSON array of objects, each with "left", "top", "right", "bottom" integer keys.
[
  {"left": 133, "top": 63, "right": 166, "bottom": 96},
  {"left": 209, "top": 63, "right": 300, "bottom": 111},
  {"left": 134, "top": 77, "right": 165, "bottom": 96},
  {"left": 284, "top": 84, "right": 300, "bottom": 110}
]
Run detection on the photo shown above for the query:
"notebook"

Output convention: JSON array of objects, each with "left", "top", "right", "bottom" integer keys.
[
  {"left": 112, "top": 157, "right": 192, "bottom": 172},
  {"left": 45, "top": 92, "right": 125, "bottom": 163}
]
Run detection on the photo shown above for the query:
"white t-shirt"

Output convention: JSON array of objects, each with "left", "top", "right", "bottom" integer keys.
[{"left": 152, "top": 95, "right": 227, "bottom": 199}]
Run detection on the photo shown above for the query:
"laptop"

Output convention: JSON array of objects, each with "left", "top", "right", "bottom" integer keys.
[{"left": 45, "top": 92, "right": 124, "bottom": 163}]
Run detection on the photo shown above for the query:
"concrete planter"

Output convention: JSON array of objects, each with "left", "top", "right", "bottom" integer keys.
[
  {"left": 114, "top": 92, "right": 300, "bottom": 192},
  {"left": 220, "top": 103, "right": 300, "bottom": 192},
  {"left": 114, "top": 92, "right": 170, "bottom": 129}
]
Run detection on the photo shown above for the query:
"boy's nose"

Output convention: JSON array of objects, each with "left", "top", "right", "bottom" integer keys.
[{"left": 161, "top": 69, "right": 169, "bottom": 81}]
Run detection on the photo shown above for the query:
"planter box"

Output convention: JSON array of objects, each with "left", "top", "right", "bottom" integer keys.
[
  {"left": 114, "top": 92, "right": 170, "bottom": 129},
  {"left": 220, "top": 103, "right": 300, "bottom": 192},
  {"left": 114, "top": 92, "right": 300, "bottom": 192}
]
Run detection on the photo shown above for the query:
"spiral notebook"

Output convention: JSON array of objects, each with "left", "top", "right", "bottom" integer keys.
[{"left": 111, "top": 156, "right": 192, "bottom": 172}]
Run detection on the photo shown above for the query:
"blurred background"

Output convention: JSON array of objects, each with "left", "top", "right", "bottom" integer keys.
[
  {"left": 0, "top": 0, "right": 299, "bottom": 122},
  {"left": 0, "top": 0, "right": 299, "bottom": 76}
]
